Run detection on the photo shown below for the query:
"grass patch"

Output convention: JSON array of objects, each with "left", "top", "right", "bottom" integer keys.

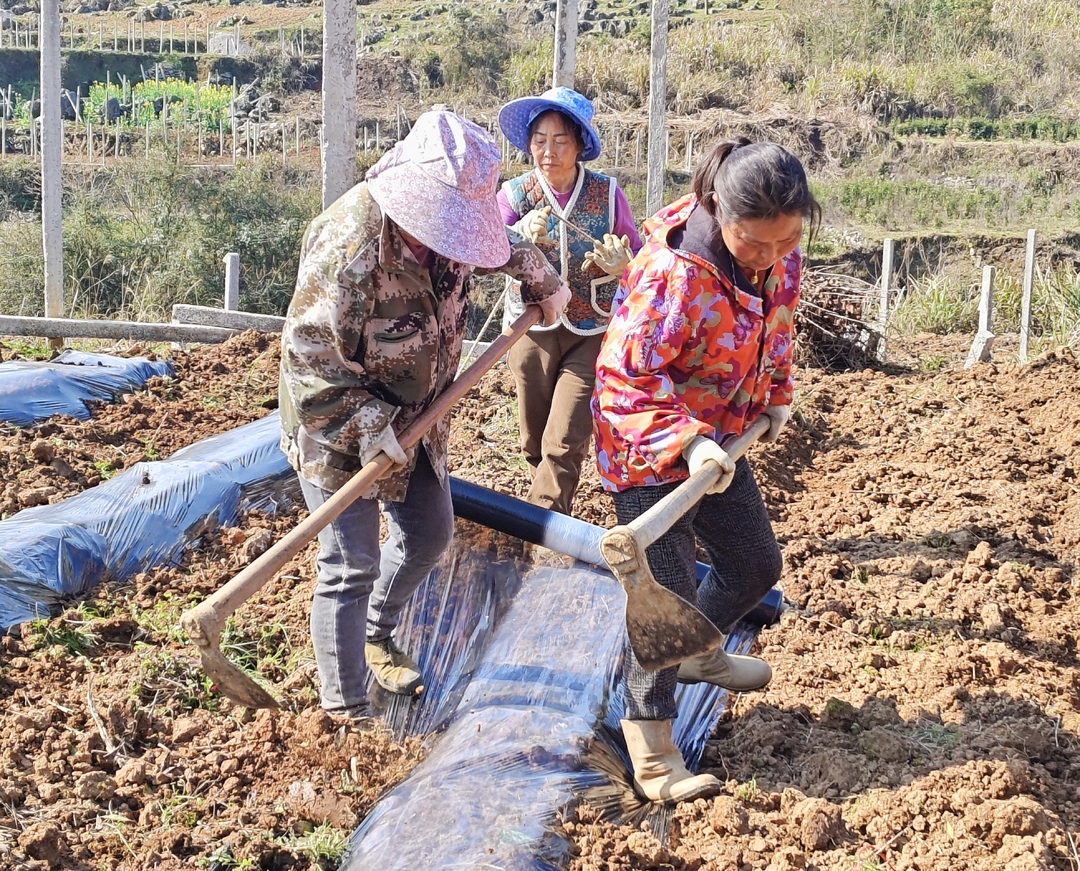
[
  {"left": 892, "top": 274, "right": 980, "bottom": 335},
  {"left": 908, "top": 721, "right": 961, "bottom": 751},
  {"left": 131, "top": 593, "right": 193, "bottom": 645},
  {"left": 891, "top": 263, "right": 1080, "bottom": 345},
  {"left": 734, "top": 774, "right": 760, "bottom": 803},
  {"left": 281, "top": 823, "right": 349, "bottom": 870},
  {"left": 219, "top": 617, "right": 297, "bottom": 683},
  {"left": 134, "top": 644, "right": 221, "bottom": 713},
  {"left": 26, "top": 616, "right": 98, "bottom": 656},
  {"left": 917, "top": 531, "right": 954, "bottom": 549},
  {"left": 0, "top": 156, "right": 317, "bottom": 320}
]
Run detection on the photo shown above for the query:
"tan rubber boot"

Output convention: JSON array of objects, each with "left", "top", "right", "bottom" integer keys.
[
  {"left": 621, "top": 718, "right": 721, "bottom": 803},
  {"left": 365, "top": 637, "right": 423, "bottom": 695},
  {"left": 677, "top": 643, "right": 772, "bottom": 692}
]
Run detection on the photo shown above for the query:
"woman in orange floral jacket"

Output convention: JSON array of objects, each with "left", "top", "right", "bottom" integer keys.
[{"left": 591, "top": 138, "right": 821, "bottom": 804}]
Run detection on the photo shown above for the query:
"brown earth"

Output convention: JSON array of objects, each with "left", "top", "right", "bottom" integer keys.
[{"left": 1, "top": 329, "right": 1079, "bottom": 870}]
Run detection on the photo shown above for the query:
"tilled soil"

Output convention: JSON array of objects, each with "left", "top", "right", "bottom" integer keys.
[{"left": 1, "top": 330, "right": 1078, "bottom": 870}]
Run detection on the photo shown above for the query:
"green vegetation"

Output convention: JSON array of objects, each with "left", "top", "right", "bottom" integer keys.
[
  {"left": 135, "top": 644, "right": 222, "bottom": 712},
  {"left": 891, "top": 266, "right": 1080, "bottom": 347},
  {"left": 734, "top": 774, "right": 760, "bottom": 802},
  {"left": 219, "top": 617, "right": 298, "bottom": 685},
  {"left": 894, "top": 116, "right": 1080, "bottom": 142},
  {"left": 0, "top": 0, "right": 1076, "bottom": 339},
  {"left": 908, "top": 721, "right": 961, "bottom": 750},
  {"left": 0, "top": 156, "right": 317, "bottom": 320},
  {"left": 85, "top": 79, "right": 235, "bottom": 133},
  {"left": 26, "top": 612, "right": 99, "bottom": 656},
  {"left": 281, "top": 823, "right": 349, "bottom": 869}
]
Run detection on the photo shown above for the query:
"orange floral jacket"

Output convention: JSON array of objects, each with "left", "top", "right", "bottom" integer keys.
[{"left": 591, "top": 194, "right": 801, "bottom": 492}]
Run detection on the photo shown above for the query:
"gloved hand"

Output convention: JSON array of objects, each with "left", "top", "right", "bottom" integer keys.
[
  {"left": 360, "top": 426, "right": 408, "bottom": 468},
  {"left": 512, "top": 205, "right": 554, "bottom": 247},
  {"left": 760, "top": 405, "right": 791, "bottom": 443},
  {"left": 683, "top": 435, "right": 736, "bottom": 495},
  {"left": 583, "top": 233, "right": 633, "bottom": 277},
  {"left": 537, "top": 283, "right": 571, "bottom": 327}
]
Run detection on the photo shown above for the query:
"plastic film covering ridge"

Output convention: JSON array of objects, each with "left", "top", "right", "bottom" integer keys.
[
  {"left": 0, "top": 413, "right": 293, "bottom": 629},
  {"left": 364, "top": 537, "right": 527, "bottom": 740},
  {"left": 0, "top": 350, "right": 173, "bottom": 425},
  {"left": 341, "top": 565, "right": 627, "bottom": 870}
]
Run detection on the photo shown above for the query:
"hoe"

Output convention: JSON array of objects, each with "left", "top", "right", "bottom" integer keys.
[{"left": 180, "top": 307, "right": 770, "bottom": 708}]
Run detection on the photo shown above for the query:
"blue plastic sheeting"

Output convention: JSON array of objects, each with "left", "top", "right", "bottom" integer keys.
[
  {"left": 0, "top": 413, "right": 294, "bottom": 630},
  {"left": 344, "top": 537, "right": 780, "bottom": 868},
  {"left": 0, "top": 350, "right": 174, "bottom": 425},
  {"left": 343, "top": 564, "right": 627, "bottom": 870}
]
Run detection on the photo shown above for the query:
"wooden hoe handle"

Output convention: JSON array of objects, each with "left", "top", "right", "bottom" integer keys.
[
  {"left": 626, "top": 414, "right": 773, "bottom": 550},
  {"left": 181, "top": 307, "right": 542, "bottom": 649}
]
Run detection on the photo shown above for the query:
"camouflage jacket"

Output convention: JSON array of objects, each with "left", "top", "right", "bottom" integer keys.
[{"left": 279, "top": 182, "right": 567, "bottom": 500}]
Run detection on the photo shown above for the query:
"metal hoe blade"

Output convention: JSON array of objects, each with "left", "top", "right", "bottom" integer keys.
[
  {"left": 599, "top": 526, "right": 724, "bottom": 671},
  {"left": 197, "top": 645, "right": 280, "bottom": 710}
]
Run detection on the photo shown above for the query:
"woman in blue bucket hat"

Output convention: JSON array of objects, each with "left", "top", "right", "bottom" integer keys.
[{"left": 497, "top": 86, "right": 642, "bottom": 518}]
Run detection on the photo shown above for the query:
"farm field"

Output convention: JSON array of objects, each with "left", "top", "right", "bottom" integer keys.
[
  {"left": 0, "top": 0, "right": 1079, "bottom": 866},
  {"left": 0, "top": 329, "right": 1078, "bottom": 869}
]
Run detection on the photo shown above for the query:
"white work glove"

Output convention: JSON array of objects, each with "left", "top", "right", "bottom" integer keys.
[
  {"left": 536, "top": 283, "right": 571, "bottom": 327},
  {"left": 360, "top": 426, "right": 408, "bottom": 467},
  {"left": 760, "top": 405, "right": 791, "bottom": 443},
  {"left": 583, "top": 233, "right": 633, "bottom": 277},
  {"left": 512, "top": 205, "right": 554, "bottom": 247},
  {"left": 683, "top": 435, "right": 736, "bottom": 495}
]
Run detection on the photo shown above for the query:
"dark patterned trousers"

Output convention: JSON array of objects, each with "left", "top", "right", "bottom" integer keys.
[{"left": 612, "top": 457, "right": 782, "bottom": 721}]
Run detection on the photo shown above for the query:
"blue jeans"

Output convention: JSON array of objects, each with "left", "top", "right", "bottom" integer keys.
[{"left": 298, "top": 447, "right": 454, "bottom": 714}]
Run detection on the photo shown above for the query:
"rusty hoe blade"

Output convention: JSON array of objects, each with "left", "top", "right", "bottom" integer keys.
[
  {"left": 599, "top": 416, "right": 773, "bottom": 671},
  {"left": 180, "top": 603, "right": 281, "bottom": 709},
  {"left": 199, "top": 645, "right": 280, "bottom": 710}
]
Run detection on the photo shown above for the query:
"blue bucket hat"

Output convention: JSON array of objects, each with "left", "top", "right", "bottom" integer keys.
[{"left": 498, "top": 86, "right": 602, "bottom": 162}]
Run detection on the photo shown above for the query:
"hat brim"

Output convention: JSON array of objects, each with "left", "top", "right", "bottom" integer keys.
[
  {"left": 498, "top": 96, "right": 602, "bottom": 162},
  {"left": 367, "top": 166, "right": 511, "bottom": 270}
]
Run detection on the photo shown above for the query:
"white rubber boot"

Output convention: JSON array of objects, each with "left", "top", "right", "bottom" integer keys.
[
  {"left": 621, "top": 719, "right": 721, "bottom": 803},
  {"left": 677, "top": 644, "right": 772, "bottom": 692}
]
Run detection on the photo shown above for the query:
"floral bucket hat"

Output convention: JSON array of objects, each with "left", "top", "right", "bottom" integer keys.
[{"left": 366, "top": 110, "right": 510, "bottom": 269}]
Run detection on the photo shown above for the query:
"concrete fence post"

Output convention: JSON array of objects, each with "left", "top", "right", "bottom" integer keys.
[
  {"left": 645, "top": 0, "right": 670, "bottom": 216},
  {"left": 553, "top": 0, "right": 578, "bottom": 89},
  {"left": 876, "top": 237, "right": 894, "bottom": 362},
  {"left": 965, "top": 265, "right": 996, "bottom": 369},
  {"left": 1019, "top": 228, "right": 1036, "bottom": 363},
  {"left": 223, "top": 252, "right": 240, "bottom": 311}
]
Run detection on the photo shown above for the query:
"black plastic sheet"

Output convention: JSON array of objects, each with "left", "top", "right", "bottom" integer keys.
[{"left": 0, "top": 350, "right": 173, "bottom": 425}]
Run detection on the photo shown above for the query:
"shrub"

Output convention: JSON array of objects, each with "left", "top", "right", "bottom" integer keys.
[
  {"left": 440, "top": 7, "right": 514, "bottom": 95},
  {"left": 892, "top": 274, "right": 980, "bottom": 335},
  {"left": 0, "top": 158, "right": 318, "bottom": 320}
]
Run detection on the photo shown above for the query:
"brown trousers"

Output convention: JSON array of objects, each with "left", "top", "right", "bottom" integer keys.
[{"left": 507, "top": 325, "right": 605, "bottom": 515}]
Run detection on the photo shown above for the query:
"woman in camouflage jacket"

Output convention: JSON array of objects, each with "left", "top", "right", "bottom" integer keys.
[{"left": 279, "top": 111, "right": 569, "bottom": 718}]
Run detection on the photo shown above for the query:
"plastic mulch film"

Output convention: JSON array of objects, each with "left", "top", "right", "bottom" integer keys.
[
  {"left": 0, "top": 413, "right": 295, "bottom": 630},
  {"left": 0, "top": 350, "right": 173, "bottom": 426},
  {"left": 366, "top": 536, "right": 526, "bottom": 740},
  {"left": 341, "top": 564, "right": 628, "bottom": 870}
]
